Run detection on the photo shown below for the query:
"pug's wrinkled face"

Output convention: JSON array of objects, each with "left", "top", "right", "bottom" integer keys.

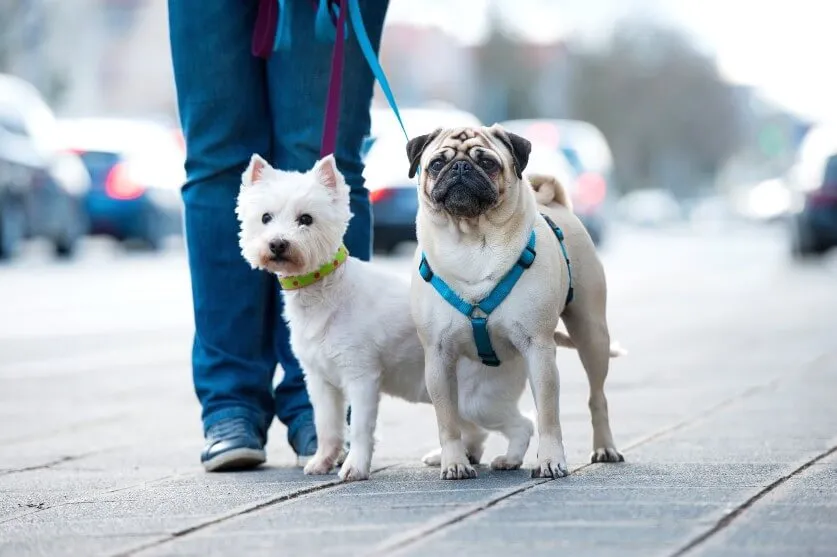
[{"left": 406, "top": 125, "right": 532, "bottom": 219}]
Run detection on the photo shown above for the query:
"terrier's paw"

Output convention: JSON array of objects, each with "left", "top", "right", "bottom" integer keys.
[
  {"left": 338, "top": 463, "right": 370, "bottom": 482},
  {"left": 303, "top": 455, "right": 335, "bottom": 476},
  {"left": 421, "top": 448, "right": 442, "bottom": 467},
  {"left": 441, "top": 461, "right": 477, "bottom": 480},
  {"left": 490, "top": 455, "right": 523, "bottom": 470},
  {"left": 591, "top": 447, "right": 625, "bottom": 463},
  {"left": 337, "top": 451, "right": 371, "bottom": 482}
]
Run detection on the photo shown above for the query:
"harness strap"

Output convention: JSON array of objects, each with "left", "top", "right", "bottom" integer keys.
[
  {"left": 419, "top": 215, "right": 574, "bottom": 367},
  {"left": 419, "top": 230, "right": 537, "bottom": 367},
  {"left": 541, "top": 214, "right": 574, "bottom": 305}
]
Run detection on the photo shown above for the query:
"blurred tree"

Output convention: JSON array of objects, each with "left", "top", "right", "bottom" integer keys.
[
  {"left": 473, "top": 3, "right": 540, "bottom": 123},
  {"left": 0, "top": 0, "right": 67, "bottom": 106},
  {"left": 0, "top": 1, "right": 24, "bottom": 72},
  {"left": 566, "top": 20, "right": 745, "bottom": 197}
]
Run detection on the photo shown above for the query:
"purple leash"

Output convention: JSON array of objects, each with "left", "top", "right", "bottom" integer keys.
[
  {"left": 251, "top": 0, "right": 278, "bottom": 59},
  {"left": 250, "top": 0, "right": 349, "bottom": 157},
  {"left": 319, "top": 0, "right": 347, "bottom": 158}
]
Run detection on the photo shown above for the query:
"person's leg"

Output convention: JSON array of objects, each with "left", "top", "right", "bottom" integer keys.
[
  {"left": 169, "top": 0, "right": 306, "bottom": 470},
  {"left": 266, "top": 0, "right": 390, "bottom": 446}
]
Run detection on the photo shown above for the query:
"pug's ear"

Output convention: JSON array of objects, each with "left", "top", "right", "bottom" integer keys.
[
  {"left": 406, "top": 128, "right": 442, "bottom": 179},
  {"left": 490, "top": 125, "right": 531, "bottom": 179}
]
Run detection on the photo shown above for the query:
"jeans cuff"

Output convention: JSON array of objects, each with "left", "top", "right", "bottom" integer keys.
[
  {"left": 285, "top": 410, "right": 315, "bottom": 443},
  {"left": 203, "top": 406, "right": 269, "bottom": 437}
]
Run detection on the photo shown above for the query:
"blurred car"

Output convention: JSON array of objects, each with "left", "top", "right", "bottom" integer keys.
[
  {"left": 499, "top": 118, "right": 615, "bottom": 246},
  {"left": 57, "top": 118, "right": 186, "bottom": 251},
  {"left": 363, "top": 105, "right": 483, "bottom": 253},
  {"left": 789, "top": 153, "right": 837, "bottom": 257},
  {"left": 0, "top": 74, "right": 89, "bottom": 260},
  {"left": 784, "top": 124, "right": 837, "bottom": 257},
  {"left": 521, "top": 144, "right": 579, "bottom": 203},
  {"left": 616, "top": 189, "right": 683, "bottom": 227}
]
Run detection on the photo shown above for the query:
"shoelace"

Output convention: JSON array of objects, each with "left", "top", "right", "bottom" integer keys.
[{"left": 207, "top": 417, "right": 260, "bottom": 442}]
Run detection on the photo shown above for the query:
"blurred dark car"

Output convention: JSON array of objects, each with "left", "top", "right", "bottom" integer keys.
[
  {"left": 363, "top": 105, "right": 483, "bottom": 253},
  {"left": 499, "top": 118, "right": 615, "bottom": 246},
  {"left": 0, "top": 74, "right": 89, "bottom": 260},
  {"left": 57, "top": 118, "right": 185, "bottom": 251},
  {"left": 790, "top": 153, "right": 837, "bottom": 257}
]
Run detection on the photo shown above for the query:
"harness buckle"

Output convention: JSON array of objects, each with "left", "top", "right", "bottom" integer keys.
[
  {"left": 518, "top": 246, "right": 536, "bottom": 269},
  {"left": 418, "top": 257, "right": 433, "bottom": 282},
  {"left": 479, "top": 354, "right": 501, "bottom": 367}
]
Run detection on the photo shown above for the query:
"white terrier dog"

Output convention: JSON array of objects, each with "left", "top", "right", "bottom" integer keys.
[{"left": 236, "top": 153, "right": 431, "bottom": 481}]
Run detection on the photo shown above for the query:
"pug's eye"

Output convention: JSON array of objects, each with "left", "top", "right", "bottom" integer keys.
[
  {"left": 297, "top": 213, "right": 314, "bottom": 226},
  {"left": 261, "top": 213, "right": 272, "bottom": 225},
  {"left": 429, "top": 158, "right": 445, "bottom": 173},
  {"left": 478, "top": 158, "right": 498, "bottom": 172}
]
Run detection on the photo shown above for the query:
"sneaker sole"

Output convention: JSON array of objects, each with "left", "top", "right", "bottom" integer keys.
[{"left": 203, "top": 447, "right": 266, "bottom": 472}]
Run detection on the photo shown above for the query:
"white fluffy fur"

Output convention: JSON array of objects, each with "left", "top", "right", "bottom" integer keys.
[
  {"left": 236, "top": 155, "right": 436, "bottom": 481},
  {"left": 410, "top": 126, "right": 624, "bottom": 480}
]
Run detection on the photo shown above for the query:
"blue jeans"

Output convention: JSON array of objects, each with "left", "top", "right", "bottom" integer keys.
[{"left": 168, "top": 0, "right": 389, "bottom": 443}]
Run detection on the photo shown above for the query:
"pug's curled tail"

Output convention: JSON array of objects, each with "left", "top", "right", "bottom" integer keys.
[
  {"left": 529, "top": 173, "right": 573, "bottom": 212},
  {"left": 554, "top": 330, "right": 627, "bottom": 358}
]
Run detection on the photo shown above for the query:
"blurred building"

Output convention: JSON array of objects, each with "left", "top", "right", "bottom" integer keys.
[{"left": 3, "top": 0, "right": 176, "bottom": 121}]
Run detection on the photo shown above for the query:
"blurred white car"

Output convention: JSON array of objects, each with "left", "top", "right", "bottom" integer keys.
[
  {"left": 500, "top": 118, "right": 615, "bottom": 246},
  {"left": 523, "top": 145, "right": 579, "bottom": 201},
  {"left": 363, "top": 104, "right": 482, "bottom": 253}
]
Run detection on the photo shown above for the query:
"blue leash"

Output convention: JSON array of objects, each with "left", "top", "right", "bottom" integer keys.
[
  {"left": 270, "top": 0, "right": 411, "bottom": 146},
  {"left": 419, "top": 216, "right": 574, "bottom": 367},
  {"left": 345, "top": 0, "right": 409, "bottom": 143}
]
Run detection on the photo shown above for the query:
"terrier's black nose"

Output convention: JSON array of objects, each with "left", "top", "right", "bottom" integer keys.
[
  {"left": 451, "top": 160, "right": 473, "bottom": 175},
  {"left": 269, "top": 239, "right": 289, "bottom": 257}
]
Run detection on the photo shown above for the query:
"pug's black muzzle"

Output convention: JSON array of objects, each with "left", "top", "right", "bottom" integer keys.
[{"left": 431, "top": 160, "right": 498, "bottom": 218}]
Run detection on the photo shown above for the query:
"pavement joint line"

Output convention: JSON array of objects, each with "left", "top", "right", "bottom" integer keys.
[
  {"left": 668, "top": 442, "right": 837, "bottom": 557},
  {"left": 364, "top": 351, "right": 832, "bottom": 557},
  {"left": 112, "top": 463, "right": 400, "bottom": 557},
  {"left": 0, "top": 452, "right": 98, "bottom": 477}
]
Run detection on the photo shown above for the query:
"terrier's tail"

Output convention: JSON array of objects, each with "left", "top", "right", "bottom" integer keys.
[
  {"left": 554, "top": 330, "right": 627, "bottom": 358},
  {"left": 529, "top": 173, "right": 573, "bottom": 212}
]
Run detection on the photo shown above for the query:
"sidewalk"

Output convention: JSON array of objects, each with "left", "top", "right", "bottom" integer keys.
[{"left": 2, "top": 232, "right": 837, "bottom": 556}]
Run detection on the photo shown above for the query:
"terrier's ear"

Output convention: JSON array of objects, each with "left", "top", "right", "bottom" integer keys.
[
  {"left": 313, "top": 154, "right": 340, "bottom": 190},
  {"left": 406, "top": 128, "right": 442, "bottom": 179},
  {"left": 242, "top": 154, "right": 270, "bottom": 187}
]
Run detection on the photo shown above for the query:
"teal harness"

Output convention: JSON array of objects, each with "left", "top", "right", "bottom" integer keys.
[{"left": 418, "top": 214, "right": 574, "bottom": 367}]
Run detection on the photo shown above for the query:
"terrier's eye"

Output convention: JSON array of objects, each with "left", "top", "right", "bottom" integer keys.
[
  {"left": 478, "top": 158, "right": 498, "bottom": 172},
  {"left": 429, "top": 158, "right": 445, "bottom": 173},
  {"left": 261, "top": 213, "right": 272, "bottom": 225},
  {"left": 297, "top": 213, "right": 314, "bottom": 226}
]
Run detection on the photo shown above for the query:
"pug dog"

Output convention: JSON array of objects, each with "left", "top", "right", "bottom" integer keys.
[{"left": 406, "top": 125, "right": 624, "bottom": 480}]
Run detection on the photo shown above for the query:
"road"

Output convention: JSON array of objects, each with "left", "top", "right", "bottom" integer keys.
[{"left": 1, "top": 222, "right": 836, "bottom": 557}]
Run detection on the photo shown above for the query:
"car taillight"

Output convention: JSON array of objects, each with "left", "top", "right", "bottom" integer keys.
[
  {"left": 808, "top": 186, "right": 837, "bottom": 207},
  {"left": 369, "top": 188, "right": 393, "bottom": 204},
  {"left": 573, "top": 172, "right": 607, "bottom": 209},
  {"left": 105, "top": 163, "right": 145, "bottom": 200}
]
